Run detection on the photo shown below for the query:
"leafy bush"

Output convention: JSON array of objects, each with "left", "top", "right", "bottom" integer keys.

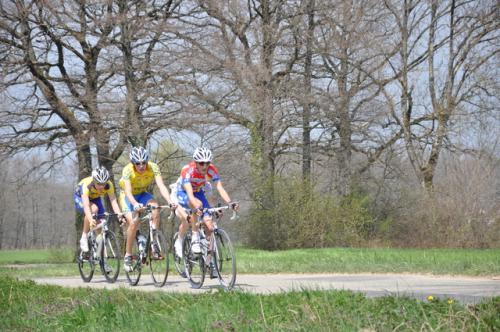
[{"left": 245, "top": 178, "right": 376, "bottom": 250}]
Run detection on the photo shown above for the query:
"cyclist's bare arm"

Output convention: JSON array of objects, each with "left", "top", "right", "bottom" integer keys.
[
  {"left": 154, "top": 174, "right": 174, "bottom": 205},
  {"left": 81, "top": 193, "right": 95, "bottom": 225},
  {"left": 108, "top": 192, "right": 122, "bottom": 215},
  {"left": 215, "top": 181, "right": 233, "bottom": 206},
  {"left": 123, "top": 179, "right": 139, "bottom": 207}
]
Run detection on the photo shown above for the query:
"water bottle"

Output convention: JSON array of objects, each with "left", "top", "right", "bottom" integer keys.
[
  {"left": 88, "top": 232, "right": 96, "bottom": 248},
  {"left": 200, "top": 237, "right": 209, "bottom": 256},
  {"left": 96, "top": 234, "right": 103, "bottom": 259},
  {"left": 137, "top": 234, "right": 147, "bottom": 253},
  {"left": 88, "top": 232, "right": 97, "bottom": 259}
]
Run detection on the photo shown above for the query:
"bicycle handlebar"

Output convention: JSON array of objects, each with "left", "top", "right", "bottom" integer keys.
[
  {"left": 90, "top": 212, "right": 125, "bottom": 231},
  {"left": 188, "top": 203, "right": 240, "bottom": 221},
  {"left": 139, "top": 204, "right": 175, "bottom": 212},
  {"left": 133, "top": 204, "right": 174, "bottom": 224}
]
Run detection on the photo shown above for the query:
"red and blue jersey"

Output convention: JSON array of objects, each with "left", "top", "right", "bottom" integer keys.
[{"left": 177, "top": 161, "right": 220, "bottom": 193}]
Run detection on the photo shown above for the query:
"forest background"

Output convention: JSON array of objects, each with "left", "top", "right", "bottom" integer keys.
[{"left": 0, "top": 0, "right": 498, "bottom": 250}]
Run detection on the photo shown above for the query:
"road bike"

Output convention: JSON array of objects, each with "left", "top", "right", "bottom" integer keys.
[
  {"left": 124, "top": 205, "right": 171, "bottom": 287},
  {"left": 77, "top": 212, "right": 122, "bottom": 283},
  {"left": 173, "top": 204, "right": 238, "bottom": 290}
]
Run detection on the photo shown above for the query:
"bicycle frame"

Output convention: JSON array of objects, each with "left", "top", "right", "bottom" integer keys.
[
  {"left": 77, "top": 212, "right": 122, "bottom": 283},
  {"left": 178, "top": 204, "right": 238, "bottom": 290},
  {"left": 124, "top": 205, "right": 171, "bottom": 287},
  {"left": 131, "top": 205, "right": 167, "bottom": 265}
]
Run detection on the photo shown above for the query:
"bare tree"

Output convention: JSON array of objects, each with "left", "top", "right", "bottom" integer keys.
[
  {"left": 384, "top": 0, "right": 499, "bottom": 191},
  {"left": 168, "top": 0, "right": 305, "bottom": 211},
  {"left": 301, "top": 0, "right": 315, "bottom": 181},
  {"left": 0, "top": 0, "right": 186, "bottom": 249},
  {"left": 313, "top": 0, "right": 398, "bottom": 196},
  {"left": 422, "top": 0, "right": 498, "bottom": 190}
]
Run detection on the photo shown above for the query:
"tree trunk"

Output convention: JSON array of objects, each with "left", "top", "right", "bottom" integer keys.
[
  {"left": 302, "top": 0, "right": 315, "bottom": 182},
  {"left": 74, "top": 143, "right": 92, "bottom": 258}
]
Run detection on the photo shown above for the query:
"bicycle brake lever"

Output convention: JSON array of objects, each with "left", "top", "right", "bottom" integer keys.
[{"left": 230, "top": 210, "right": 239, "bottom": 221}]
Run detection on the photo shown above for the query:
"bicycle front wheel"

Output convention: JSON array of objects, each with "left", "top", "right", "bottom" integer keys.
[
  {"left": 184, "top": 237, "right": 205, "bottom": 289},
  {"left": 124, "top": 240, "right": 142, "bottom": 286},
  {"left": 172, "top": 232, "right": 187, "bottom": 278},
  {"left": 77, "top": 245, "right": 95, "bottom": 283},
  {"left": 149, "top": 230, "right": 169, "bottom": 287},
  {"left": 213, "top": 228, "right": 236, "bottom": 290},
  {"left": 100, "top": 231, "right": 121, "bottom": 283}
]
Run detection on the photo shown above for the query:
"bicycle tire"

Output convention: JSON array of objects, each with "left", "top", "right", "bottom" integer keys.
[
  {"left": 172, "top": 232, "right": 187, "bottom": 278},
  {"left": 213, "top": 228, "right": 236, "bottom": 290},
  {"left": 149, "top": 230, "right": 169, "bottom": 287},
  {"left": 77, "top": 240, "right": 95, "bottom": 282},
  {"left": 124, "top": 239, "right": 142, "bottom": 286},
  {"left": 184, "top": 235, "right": 205, "bottom": 288},
  {"left": 100, "top": 231, "right": 121, "bottom": 283}
]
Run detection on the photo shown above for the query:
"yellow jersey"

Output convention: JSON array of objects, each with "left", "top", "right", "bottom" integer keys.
[
  {"left": 119, "top": 162, "right": 161, "bottom": 195},
  {"left": 75, "top": 176, "right": 115, "bottom": 200}
]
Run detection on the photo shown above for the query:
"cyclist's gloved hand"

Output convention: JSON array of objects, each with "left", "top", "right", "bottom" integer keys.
[
  {"left": 230, "top": 201, "right": 239, "bottom": 211},
  {"left": 195, "top": 206, "right": 203, "bottom": 216},
  {"left": 118, "top": 214, "right": 127, "bottom": 226},
  {"left": 133, "top": 203, "right": 144, "bottom": 211},
  {"left": 90, "top": 218, "right": 97, "bottom": 229}
]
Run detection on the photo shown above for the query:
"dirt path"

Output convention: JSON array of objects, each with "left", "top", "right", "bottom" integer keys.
[{"left": 32, "top": 273, "right": 500, "bottom": 303}]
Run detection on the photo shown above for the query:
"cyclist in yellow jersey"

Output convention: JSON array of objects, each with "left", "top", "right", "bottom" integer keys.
[
  {"left": 119, "top": 146, "right": 183, "bottom": 272},
  {"left": 74, "top": 166, "right": 123, "bottom": 252}
]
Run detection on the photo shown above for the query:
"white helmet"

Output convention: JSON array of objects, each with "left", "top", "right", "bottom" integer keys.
[
  {"left": 193, "top": 147, "right": 213, "bottom": 163},
  {"left": 92, "top": 166, "right": 110, "bottom": 184},
  {"left": 129, "top": 146, "right": 149, "bottom": 164}
]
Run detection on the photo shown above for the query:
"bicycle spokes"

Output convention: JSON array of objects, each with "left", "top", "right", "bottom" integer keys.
[
  {"left": 77, "top": 247, "right": 95, "bottom": 283},
  {"left": 213, "top": 229, "right": 236, "bottom": 290},
  {"left": 149, "top": 230, "right": 169, "bottom": 287},
  {"left": 124, "top": 243, "right": 142, "bottom": 286},
  {"left": 101, "top": 232, "right": 121, "bottom": 283}
]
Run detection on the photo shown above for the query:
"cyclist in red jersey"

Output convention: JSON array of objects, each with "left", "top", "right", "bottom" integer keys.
[{"left": 172, "top": 147, "right": 238, "bottom": 262}]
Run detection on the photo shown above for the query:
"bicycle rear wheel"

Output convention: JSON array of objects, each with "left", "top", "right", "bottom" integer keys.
[
  {"left": 172, "top": 232, "right": 187, "bottom": 278},
  {"left": 213, "top": 228, "right": 236, "bottom": 290},
  {"left": 100, "top": 231, "right": 121, "bottom": 283},
  {"left": 184, "top": 237, "right": 205, "bottom": 289},
  {"left": 77, "top": 244, "right": 95, "bottom": 282},
  {"left": 124, "top": 240, "right": 142, "bottom": 286},
  {"left": 149, "top": 230, "right": 169, "bottom": 287}
]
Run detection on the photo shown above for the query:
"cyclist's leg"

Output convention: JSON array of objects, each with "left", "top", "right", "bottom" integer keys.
[
  {"left": 75, "top": 194, "right": 99, "bottom": 252},
  {"left": 119, "top": 192, "right": 138, "bottom": 259},
  {"left": 125, "top": 192, "right": 153, "bottom": 250},
  {"left": 190, "top": 192, "right": 211, "bottom": 253},
  {"left": 92, "top": 198, "right": 106, "bottom": 235},
  {"left": 176, "top": 190, "right": 191, "bottom": 237},
  {"left": 144, "top": 193, "right": 159, "bottom": 229}
]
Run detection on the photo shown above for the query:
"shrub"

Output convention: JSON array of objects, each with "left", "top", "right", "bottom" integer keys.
[{"left": 245, "top": 178, "right": 376, "bottom": 250}]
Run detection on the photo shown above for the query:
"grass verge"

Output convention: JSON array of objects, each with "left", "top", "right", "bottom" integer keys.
[
  {"left": 1, "top": 276, "right": 498, "bottom": 331},
  {"left": 1, "top": 247, "right": 499, "bottom": 278}
]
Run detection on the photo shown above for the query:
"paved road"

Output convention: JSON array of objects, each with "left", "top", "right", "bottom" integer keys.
[{"left": 33, "top": 273, "right": 499, "bottom": 303}]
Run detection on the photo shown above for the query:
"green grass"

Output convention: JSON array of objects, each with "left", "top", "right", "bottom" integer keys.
[
  {"left": 0, "top": 248, "right": 73, "bottom": 265},
  {"left": 1, "top": 247, "right": 499, "bottom": 278},
  {"left": 0, "top": 276, "right": 498, "bottom": 331},
  {"left": 1, "top": 248, "right": 499, "bottom": 330}
]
